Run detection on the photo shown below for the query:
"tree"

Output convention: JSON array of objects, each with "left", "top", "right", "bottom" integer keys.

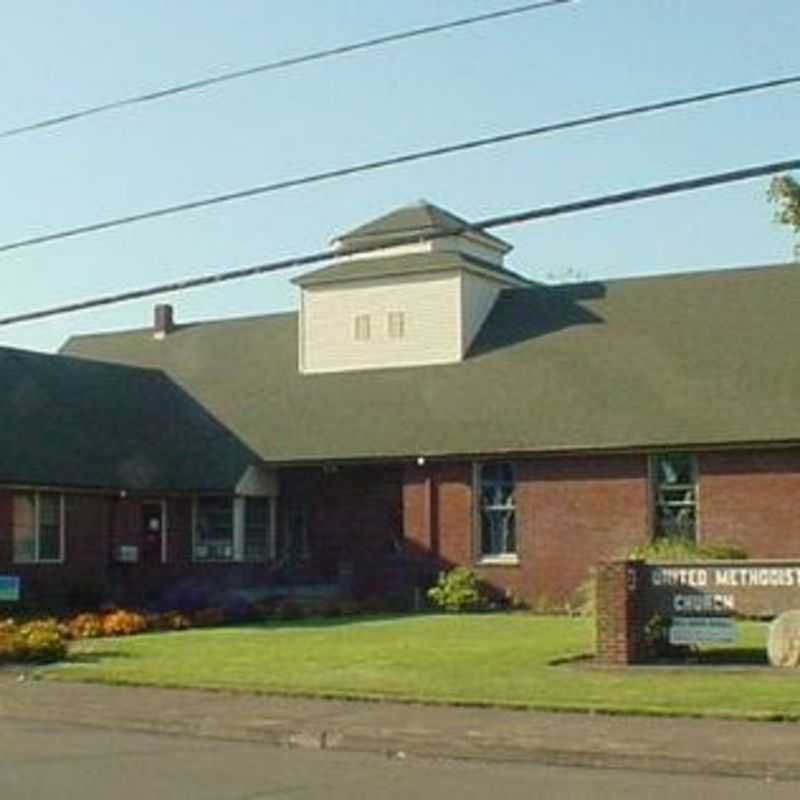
[{"left": 767, "top": 173, "right": 800, "bottom": 258}]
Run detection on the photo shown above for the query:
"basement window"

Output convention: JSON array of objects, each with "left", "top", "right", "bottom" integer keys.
[
  {"left": 13, "top": 492, "right": 64, "bottom": 563},
  {"left": 194, "top": 496, "right": 274, "bottom": 562},
  {"left": 651, "top": 453, "right": 698, "bottom": 541},
  {"left": 476, "top": 462, "right": 517, "bottom": 562}
]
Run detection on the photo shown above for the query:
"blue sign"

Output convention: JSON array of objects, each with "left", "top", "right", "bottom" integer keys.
[{"left": 0, "top": 576, "right": 20, "bottom": 602}]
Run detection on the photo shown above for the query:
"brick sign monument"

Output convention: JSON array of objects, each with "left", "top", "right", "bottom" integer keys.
[{"left": 596, "top": 559, "right": 800, "bottom": 664}]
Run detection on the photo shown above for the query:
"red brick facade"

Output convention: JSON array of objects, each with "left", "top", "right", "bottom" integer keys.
[
  {"left": 595, "top": 559, "right": 647, "bottom": 664},
  {"left": 1, "top": 446, "right": 800, "bottom": 610},
  {"left": 403, "top": 454, "right": 650, "bottom": 606},
  {"left": 0, "top": 466, "right": 403, "bottom": 609},
  {"left": 699, "top": 449, "right": 800, "bottom": 557},
  {"left": 402, "top": 447, "right": 800, "bottom": 607},
  {"left": 0, "top": 492, "right": 113, "bottom": 607}
]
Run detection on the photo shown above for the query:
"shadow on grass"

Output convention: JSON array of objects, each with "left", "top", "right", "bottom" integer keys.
[
  {"left": 66, "top": 649, "right": 135, "bottom": 664},
  {"left": 693, "top": 647, "right": 768, "bottom": 666},
  {"left": 232, "top": 612, "right": 441, "bottom": 632},
  {"left": 555, "top": 648, "right": 769, "bottom": 669}
]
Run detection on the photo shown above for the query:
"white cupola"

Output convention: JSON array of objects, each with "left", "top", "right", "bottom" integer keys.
[{"left": 293, "top": 201, "right": 529, "bottom": 375}]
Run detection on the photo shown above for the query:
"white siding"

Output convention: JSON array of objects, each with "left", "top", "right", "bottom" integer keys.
[
  {"left": 460, "top": 271, "right": 504, "bottom": 355},
  {"left": 332, "top": 233, "right": 507, "bottom": 265},
  {"left": 333, "top": 240, "right": 432, "bottom": 261},
  {"left": 300, "top": 272, "right": 462, "bottom": 374}
]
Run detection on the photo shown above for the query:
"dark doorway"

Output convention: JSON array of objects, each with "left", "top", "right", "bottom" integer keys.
[
  {"left": 141, "top": 502, "right": 164, "bottom": 565},
  {"left": 282, "top": 503, "right": 309, "bottom": 566}
]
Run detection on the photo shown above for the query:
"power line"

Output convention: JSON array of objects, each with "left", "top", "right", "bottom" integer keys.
[
  {"left": 2, "top": 73, "right": 798, "bottom": 258},
  {"left": 2, "top": 156, "right": 797, "bottom": 327},
  {"left": 0, "top": 0, "right": 572, "bottom": 141}
]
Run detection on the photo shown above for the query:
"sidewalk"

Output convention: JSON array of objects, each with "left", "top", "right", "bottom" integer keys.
[{"left": 2, "top": 670, "right": 799, "bottom": 781}]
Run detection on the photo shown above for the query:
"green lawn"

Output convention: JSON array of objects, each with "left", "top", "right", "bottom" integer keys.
[{"left": 45, "top": 614, "right": 800, "bottom": 720}]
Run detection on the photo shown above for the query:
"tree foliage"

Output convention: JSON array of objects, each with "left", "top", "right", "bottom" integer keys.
[{"left": 768, "top": 174, "right": 800, "bottom": 257}]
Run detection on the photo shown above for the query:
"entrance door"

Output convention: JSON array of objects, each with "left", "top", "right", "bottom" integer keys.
[
  {"left": 141, "top": 502, "right": 164, "bottom": 565},
  {"left": 283, "top": 504, "right": 309, "bottom": 565}
]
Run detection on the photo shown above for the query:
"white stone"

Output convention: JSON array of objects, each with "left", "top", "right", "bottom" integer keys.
[{"left": 767, "top": 609, "right": 800, "bottom": 668}]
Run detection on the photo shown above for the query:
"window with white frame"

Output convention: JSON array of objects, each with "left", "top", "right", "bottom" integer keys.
[
  {"left": 652, "top": 453, "right": 697, "bottom": 540},
  {"left": 476, "top": 462, "right": 516, "bottom": 560},
  {"left": 13, "top": 492, "right": 64, "bottom": 563},
  {"left": 194, "top": 496, "right": 274, "bottom": 562}
]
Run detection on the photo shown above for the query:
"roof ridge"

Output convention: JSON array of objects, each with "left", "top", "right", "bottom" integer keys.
[
  {"left": 591, "top": 259, "right": 800, "bottom": 288},
  {"left": 61, "top": 309, "right": 297, "bottom": 348},
  {"left": 1, "top": 343, "right": 169, "bottom": 378},
  {"left": 332, "top": 201, "right": 511, "bottom": 250}
]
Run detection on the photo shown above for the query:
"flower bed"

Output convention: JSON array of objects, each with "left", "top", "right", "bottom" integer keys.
[
  {"left": 0, "top": 596, "right": 395, "bottom": 665},
  {"left": 0, "top": 618, "right": 67, "bottom": 664}
]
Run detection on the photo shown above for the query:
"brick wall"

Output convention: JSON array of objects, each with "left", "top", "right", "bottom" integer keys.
[
  {"left": 595, "top": 559, "right": 646, "bottom": 664},
  {"left": 402, "top": 455, "right": 649, "bottom": 607},
  {"left": 3, "top": 445, "right": 799, "bottom": 611},
  {"left": 699, "top": 449, "right": 800, "bottom": 556},
  {"left": 0, "top": 490, "right": 112, "bottom": 608},
  {"left": 401, "top": 448, "right": 800, "bottom": 607},
  {"left": 280, "top": 465, "right": 403, "bottom": 597},
  {"left": 518, "top": 456, "right": 649, "bottom": 605}
]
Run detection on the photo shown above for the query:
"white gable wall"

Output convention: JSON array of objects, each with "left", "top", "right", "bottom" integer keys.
[{"left": 299, "top": 271, "right": 463, "bottom": 374}]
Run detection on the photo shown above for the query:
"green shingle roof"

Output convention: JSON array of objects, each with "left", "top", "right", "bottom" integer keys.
[
  {"left": 0, "top": 347, "right": 256, "bottom": 490},
  {"left": 334, "top": 201, "right": 511, "bottom": 251},
  {"left": 294, "top": 252, "right": 530, "bottom": 288},
  {"left": 63, "top": 261, "right": 800, "bottom": 464}
]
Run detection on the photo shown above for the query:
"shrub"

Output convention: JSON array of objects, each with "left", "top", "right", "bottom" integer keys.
[
  {"left": 629, "top": 536, "right": 747, "bottom": 562},
  {"left": 502, "top": 588, "right": 528, "bottom": 611},
  {"left": 102, "top": 610, "right": 147, "bottom": 637},
  {"left": 336, "top": 600, "right": 364, "bottom": 617},
  {"left": 318, "top": 598, "right": 344, "bottom": 618},
  {"left": 67, "top": 612, "right": 105, "bottom": 639},
  {"left": 192, "top": 607, "right": 226, "bottom": 628},
  {"left": 158, "top": 579, "right": 211, "bottom": 615},
  {"left": 12, "top": 620, "right": 67, "bottom": 663},
  {"left": 642, "top": 613, "right": 691, "bottom": 661},
  {"left": 273, "top": 598, "right": 305, "bottom": 621},
  {"left": 0, "top": 619, "right": 21, "bottom": 662},
  {"left": 159, "top": 611, "right": 192, "bottom": 630},
  {"left": 427, "top": 567, "right": 488, "bottom": 612},
  {"left": 357, "top": 595, "right": 386, "bottom": 615},
  {"left": 569, "top": 576, "right": 598, "bottom": 618},
  {"left": 221, "top": 593, "right": 259, "bottom": 623},
  {"left": 143, "top": 611, "right": 190, "bottom": 632}
]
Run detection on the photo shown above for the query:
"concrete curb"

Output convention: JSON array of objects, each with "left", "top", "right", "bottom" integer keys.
[
  {"left": 2, "top": 674, "right": 799, "bottom": 781},
  {"left": 0, "top": 706, "right": 794, "bottom": 781}
]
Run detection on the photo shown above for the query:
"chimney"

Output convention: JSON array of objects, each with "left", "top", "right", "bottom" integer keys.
[{"left": 153, "top": 304, "right": 175, "bottom": 340}]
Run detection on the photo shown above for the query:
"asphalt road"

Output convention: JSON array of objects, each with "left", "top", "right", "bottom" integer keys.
[{"left": 1, "top": 719, "right": 796, "bottom": 800}]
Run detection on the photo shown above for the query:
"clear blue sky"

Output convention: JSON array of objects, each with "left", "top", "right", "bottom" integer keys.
[{"left": 2, "top": 1, "right": 798, "bottom": 353}]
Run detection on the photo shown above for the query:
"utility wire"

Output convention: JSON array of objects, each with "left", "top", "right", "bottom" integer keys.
[
  {"left": 2, "top": 72, "right": 799, "bottom": 257},
  {"left": 0, "top": 0, "right": 572, "bottom": 140},
  {"left": 2, "top": 156, "right": 797, "bottom": 327}
]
